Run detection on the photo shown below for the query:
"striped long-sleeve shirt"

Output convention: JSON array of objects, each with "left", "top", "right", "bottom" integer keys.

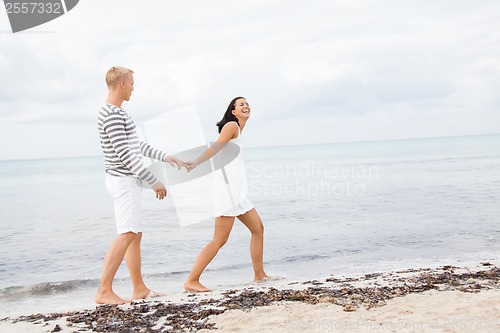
[{"left": 97, "top": 104, "right": 167, "bottom": 186}]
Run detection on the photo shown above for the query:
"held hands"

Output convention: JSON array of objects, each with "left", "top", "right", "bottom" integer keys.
[
  {"left": 164, "top": 155, "right": 185, "bottom": 170},
  {"left": 184, "top": 161, "right": 197, "bottom": 172},
  {"left": 164, "top": 155, "right": 197, "bottom": 172}
]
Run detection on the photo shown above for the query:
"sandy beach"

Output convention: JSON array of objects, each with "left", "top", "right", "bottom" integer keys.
[
  {"left": 1, "top": 263, "right": 499, "bottom": 332},
  {"left": 203, "top": 290, "right": 500, "bottom": 333}
]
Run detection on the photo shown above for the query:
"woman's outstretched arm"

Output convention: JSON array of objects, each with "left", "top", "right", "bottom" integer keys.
[{"left": 186, "top": 122, "right": 239, "bottom": 171}]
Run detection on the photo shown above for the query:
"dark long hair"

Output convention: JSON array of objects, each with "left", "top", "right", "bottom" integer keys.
[{"left": 216, "top": 96, "right": 244, "bottom": 133}]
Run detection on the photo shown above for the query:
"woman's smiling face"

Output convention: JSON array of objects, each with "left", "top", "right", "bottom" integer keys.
[{"left": 232, "top": 98, "right": 251, "bottom": 119}]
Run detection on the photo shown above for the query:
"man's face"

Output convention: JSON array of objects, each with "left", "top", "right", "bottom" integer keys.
[{"left": 122, "top": 73, "right": 134, "bottom": 101}]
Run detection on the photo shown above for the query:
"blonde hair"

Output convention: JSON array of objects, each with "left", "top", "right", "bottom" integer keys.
[{"left": 105, "top": 66, "right": 134, "bottom": 88}]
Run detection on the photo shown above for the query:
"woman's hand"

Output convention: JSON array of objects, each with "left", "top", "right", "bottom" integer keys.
[{"left": 184, "top": 161, "right": 197, "bottom": 172}]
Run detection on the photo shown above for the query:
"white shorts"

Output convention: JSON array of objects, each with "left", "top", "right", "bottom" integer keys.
[{"left": 105, "top": 175, "right": 143, "bottom": 235}]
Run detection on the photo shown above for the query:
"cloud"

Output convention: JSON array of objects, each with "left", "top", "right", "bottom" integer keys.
[{"left": 0, "top": 0, "right": 499, "bottom": 159}]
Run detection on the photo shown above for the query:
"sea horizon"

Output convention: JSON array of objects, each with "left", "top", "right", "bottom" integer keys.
[{"left": 1, "top": 132, "right": 498, "bottom": 162}]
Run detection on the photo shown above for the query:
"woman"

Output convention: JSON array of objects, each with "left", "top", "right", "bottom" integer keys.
[{"left": 184, "top": 97, "right": 270, "bottom": 292}]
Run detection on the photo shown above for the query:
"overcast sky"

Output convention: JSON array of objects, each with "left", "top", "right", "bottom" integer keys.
[{"left": 1, "top": 0, "right": 499, "bottom": 160}]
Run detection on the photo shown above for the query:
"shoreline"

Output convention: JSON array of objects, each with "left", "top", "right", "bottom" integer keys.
[{"left": 1, "top": 262, "right": 499, "bottom": 332}]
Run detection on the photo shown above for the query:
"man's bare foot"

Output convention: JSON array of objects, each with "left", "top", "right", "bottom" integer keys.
[
  {"left": 184, "top": 281, "right": 212, "bottom": 292},
  {"left": 95, "top": 290, "right": 127, "bottom": 305},
  {"left": 254, "top": 273, "right": 269, "bottom": 281},
  {"left": 132, "top": 289, "right": 165, "bottom": 300},
  {"left": 132, "top": 288, "right": 151, "bottom": 300},
  {"left": 254, "top": 274, "right": 284, "bottom": 283}
]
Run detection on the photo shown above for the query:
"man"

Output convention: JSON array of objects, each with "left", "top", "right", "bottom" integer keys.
[{"left": 96, "top": 66, "right": 183, "bottom": 304}]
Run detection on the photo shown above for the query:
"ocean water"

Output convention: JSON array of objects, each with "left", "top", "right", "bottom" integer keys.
[{"left": 1, "top": 134, "right": 499, "bottom": 315}]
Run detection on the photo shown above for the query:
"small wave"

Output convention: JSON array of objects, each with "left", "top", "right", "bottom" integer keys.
[
  {"left": 279, "top": 254, "right": 329, "bottom": 263},
  {"left": 0, "top": 279, "right": 98, "bottom": 300},
  {"left": 144, "top": 270, "right": 191, "bottom": 279},
  {"left": 279, "top": 249, "right": 367, "bottom": 263},
  {"left": 0, "top": 251, "right": 364, "bottom": 300},
  {"left": 146, "top": 264, "right": 254, "bottom": 279}
]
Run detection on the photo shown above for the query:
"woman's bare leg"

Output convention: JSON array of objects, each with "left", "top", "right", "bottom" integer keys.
[
  {"left": 184, "top": 216, "right": 235, "bottom": 292},
  {"left": 237, "top": 208, "right": 268, "bottom": 281}
]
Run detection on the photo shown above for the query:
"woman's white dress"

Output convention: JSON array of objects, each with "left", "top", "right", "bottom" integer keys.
[{"left": 212, "top": 126, "right": 254, "bottom": 217}]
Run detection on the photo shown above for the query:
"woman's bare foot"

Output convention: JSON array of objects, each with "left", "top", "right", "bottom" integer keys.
[
  {"left": 184, "top": 280, "right": 212, "bottom": 292},
  {"left": 95, "top": 290, "right": 128, "bottom": 305}
]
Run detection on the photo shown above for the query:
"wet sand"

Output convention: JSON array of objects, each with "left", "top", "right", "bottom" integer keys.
[{"left": 1, "top": 263, "right": 499, "bottom": 332}]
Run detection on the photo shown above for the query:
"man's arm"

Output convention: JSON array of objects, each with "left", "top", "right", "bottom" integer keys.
[
  {"left": 103, "top": 113, "right": 159, "bottom": 186},
  {"left": 140, "top": 141, "right": 184, "bottom": 170}
]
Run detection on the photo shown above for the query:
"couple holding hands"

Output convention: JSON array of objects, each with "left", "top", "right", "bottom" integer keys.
[{"left": 96, "top": 66, "right": 271, "bottom": 305}]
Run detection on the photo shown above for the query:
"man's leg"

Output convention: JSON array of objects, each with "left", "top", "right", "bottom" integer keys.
[
  {"left": 124, "top": 232, "right": 151, "bottom": 299},
  {"left": 95, "top": 232, "right": 137, "bottom": 304}
]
